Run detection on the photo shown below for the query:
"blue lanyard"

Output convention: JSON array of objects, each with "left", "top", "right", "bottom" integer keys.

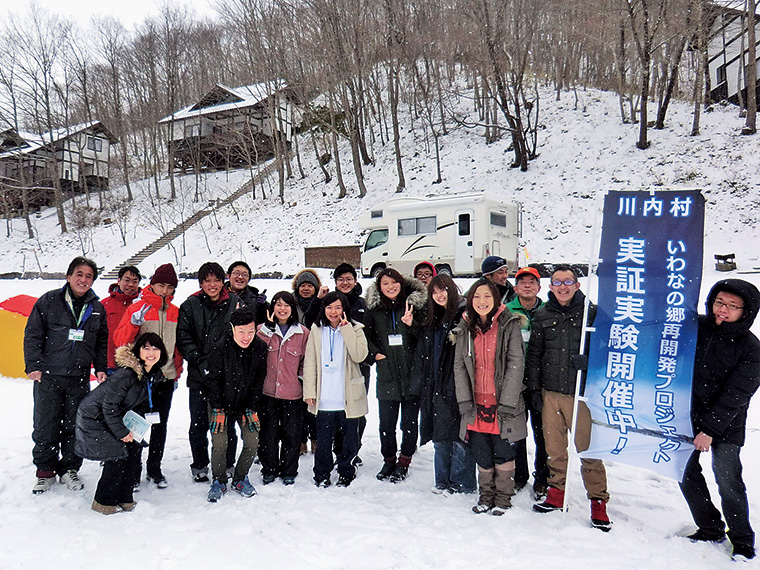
[
  {"left": 147, "top": 378, "right": 154, "bottom": 410},
  {"left": 391, "top": 310, "right": 397, "bottom": 332},
  {"left": 328, "top": 327, "right": 338, "bottom": 362}
]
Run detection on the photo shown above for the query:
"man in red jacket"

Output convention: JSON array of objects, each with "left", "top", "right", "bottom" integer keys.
[
  {"left": 114, "top": 263, "right": 183, "bottom": 489},
  {"left": 102, "top": 266, "right": 141, "bottom": 373}
]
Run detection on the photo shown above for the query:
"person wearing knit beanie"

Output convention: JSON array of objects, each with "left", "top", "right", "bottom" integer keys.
[{"left": 151, "top": 263, "right": 179, "bottom": 288}]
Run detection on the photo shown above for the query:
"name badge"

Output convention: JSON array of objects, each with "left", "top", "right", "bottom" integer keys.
[
  {"left": 388, "top": 334, "right": 403, "bottom": 346},
  {"left": 68, "top": 329, "right": 84, "bottom": 342},
  {"left": 521, "top": 329, "right": 531, "bottom": 343},
  {"left": 145, "top": 412, "right": 161, "bottom": 424},
  {"left": 324, "top": 360, "right": 340, "bottom": 372}
]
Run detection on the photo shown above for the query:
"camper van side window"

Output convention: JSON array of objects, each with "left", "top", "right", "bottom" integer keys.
[
  {"left": 490, "top": 212, "right": 507, "bottom": 227},
  {"left": 399, "top": 216, "right": 436, "bottom": 236}
]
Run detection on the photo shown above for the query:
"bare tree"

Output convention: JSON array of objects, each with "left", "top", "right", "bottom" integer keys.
[{"left": 742, "top": 0, "right": 757, "bottom": 134}]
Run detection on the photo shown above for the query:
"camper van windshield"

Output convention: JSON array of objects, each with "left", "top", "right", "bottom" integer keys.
[{"left": 365, "top": 229, "right": 388, "bottom": 251}]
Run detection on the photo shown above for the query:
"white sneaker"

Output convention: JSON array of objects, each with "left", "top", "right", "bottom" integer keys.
[
  {"left": 32, "top": 476, "right": 56, "bottom": 494},
  {"left": 60, "top": 470, "right": 84, "bottom": 491}
]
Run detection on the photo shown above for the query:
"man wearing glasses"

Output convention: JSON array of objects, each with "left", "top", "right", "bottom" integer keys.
[
  {"left": 225, "top": 261, "right": 268, "bottom": 325},
  {"left": 680, "top": 279, "right": 760, "bottom": 561},
  {"left": 525, "top": 264, "right": 611, "bottom": 531}
]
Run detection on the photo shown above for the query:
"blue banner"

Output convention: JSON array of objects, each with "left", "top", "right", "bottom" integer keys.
[{"left": 581, "top": 190, "right": 704, "bottom": 481}]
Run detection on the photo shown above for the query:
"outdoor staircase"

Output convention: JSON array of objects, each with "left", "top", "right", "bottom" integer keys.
[{"left": 101, "top": 161, "right": 279, "bottom": 280}]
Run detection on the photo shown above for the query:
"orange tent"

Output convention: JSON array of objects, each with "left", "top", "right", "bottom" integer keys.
[{"left": 0, "top": 295, "right": 38, "bottom": 379}]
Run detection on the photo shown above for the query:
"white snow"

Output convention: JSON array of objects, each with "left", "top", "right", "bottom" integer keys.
[{"left": 1, "top": 85, "right": 759, "bottom": 569}]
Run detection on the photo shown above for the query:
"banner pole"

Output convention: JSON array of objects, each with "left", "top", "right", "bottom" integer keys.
[{"left": 562, "top": 189, "right": 606, "bottom": 514}]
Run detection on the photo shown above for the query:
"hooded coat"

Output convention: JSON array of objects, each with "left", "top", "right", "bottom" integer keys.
[
  {"left": 691, "top": 279, "right": 760, "bottom": 446},
  {"left": 364, "top": 276, "right": 427, "bottom": 400},
  {"left": 453, "top": 307, "right": 527, "bottom": 442},
  {"left": 75, "top": 346, "right": 165, "bottom": 461}
]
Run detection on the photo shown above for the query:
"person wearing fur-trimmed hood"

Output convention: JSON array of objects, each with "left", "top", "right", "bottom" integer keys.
[
  {"left": 75, "top": 333, "right": 169, "bottom": 515},
  {"left": 364, "top": 268, "right": 427, "bottom": 482}
]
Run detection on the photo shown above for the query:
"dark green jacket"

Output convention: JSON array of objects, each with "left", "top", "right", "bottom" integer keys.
[{"left": 364, "top": 276, "right": 427, "bottom": 400}]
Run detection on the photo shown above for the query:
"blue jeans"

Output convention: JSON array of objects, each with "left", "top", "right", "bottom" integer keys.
[
  {"left": 680, "top": 444, "right": 754, "bottom": 547},
  {"left": 434, "top": 440, "right": 476, "bottom": 492}
]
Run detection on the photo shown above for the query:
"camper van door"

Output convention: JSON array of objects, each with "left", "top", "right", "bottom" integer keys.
[{"left": 454, "top": 209, "right": 475, "bottom": 274}]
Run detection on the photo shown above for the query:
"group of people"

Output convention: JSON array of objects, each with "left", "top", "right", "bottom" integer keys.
[{"left": 22, "top": 254, "right": 759, "bottom": 560}]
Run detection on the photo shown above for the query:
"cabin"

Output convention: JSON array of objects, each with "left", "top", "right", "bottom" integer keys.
[
  {"left": 707, "top": 1, "right": 760, "bottom": 105},
  {"left": 159, "top": 82, "right": 298, "bottom": 173},
  {"left": 0, "top": 121, "right": 118, "bottom": 210}
]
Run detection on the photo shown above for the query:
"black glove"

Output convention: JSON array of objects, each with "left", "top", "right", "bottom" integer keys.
[
  {"left": 571, "top": 353, "right": 588, "bottom": 371},
  {"left": 526, "top": 390, "right": 543, "bottom": 413}
]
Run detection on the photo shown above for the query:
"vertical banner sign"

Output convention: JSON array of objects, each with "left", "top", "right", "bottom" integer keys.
[{"left": 581, "top": 190, "right": 704, "bottom": 481}]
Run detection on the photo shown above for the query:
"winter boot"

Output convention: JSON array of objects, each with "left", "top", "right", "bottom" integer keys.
[
  {"left": 492, "top": 463, "right": 515, "bottom": 516},
  {"left": 390, "top": 455, "right": 412, "bottom": 483},
  {"left": 91, "top": 500, "right": 121, "bottom": 515},
  {"left": 533, "top": 486, "right": 564, "bottom": 513},
  {"left": 590, "top": 498, "right": 612, "bottom": 532},
  {"left": 687, "top": 529, "right": 726, "bottom": 543},
  {"left": 472, "top": 467, "right": 496, "bottom": 514},
  {"left": 119, "top": 501, "right": 137, "bottom": 512},
  {"left": 376, "top": 457, "right": 396, "bottom": 481},
  {"left": 32, "top": 475, "right": 56, "bottom": 495},
  {"left": 192, "top": 466, "right": 209, "bottom": 483},
  {"left": 732, "top": 544, "right": 756, "bottom": 560}
]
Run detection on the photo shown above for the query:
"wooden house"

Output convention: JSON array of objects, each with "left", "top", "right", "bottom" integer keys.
[
  {"left": 708, "top": 1, "right": 760, "bottom": 105},
  {"left": 158, "top": 82, "right": 297, "bottom": 173},
  {"left": 0, "top": 121, "right": 118, "bottom": 210}
]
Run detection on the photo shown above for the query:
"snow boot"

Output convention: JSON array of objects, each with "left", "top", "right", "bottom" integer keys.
[
  {"left": 376, "top": 457, "right": 396, "bottom": 481},
  {"left": 473, "top": 467, "right": 496, "bottom": 514},
  {"left": 91, "top": 500, "right": 121, "bottom": 515},
  {"left": 732, "top": 544, "right": 756, "bottom": 560},
  {"left": 119, "top": 501, "right": 137, "bottom": 512},
  {"left": 492, "top": 462, "right": 515, "bottom": 516},
  {"left": 390, "top": 455, "right": 411, "bottom": 483},
  {"left": 590, "top": 498, "right": 612, "bottom": 532},
  {"left": 533, "top": 486, "right": 564, "bottom": 513},
  {"left": 687, "top": 529, "right": 726, "bottom": 543},
  {"left": 32, "top": 476, "right": 56, "bottom": 495}
]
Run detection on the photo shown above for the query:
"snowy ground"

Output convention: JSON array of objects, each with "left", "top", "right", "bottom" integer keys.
[{"left": 1, "top": 274, "right": 759, "bottom": 570}]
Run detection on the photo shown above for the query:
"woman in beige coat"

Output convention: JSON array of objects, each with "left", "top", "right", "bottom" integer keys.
[{"left": 304, "top": 291, "right": 369, "bottom": 488}]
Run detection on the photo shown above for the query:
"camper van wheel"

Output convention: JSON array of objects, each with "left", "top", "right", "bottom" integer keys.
[
  {"left": 371, "top": 264, "right": 386, "bottom": 278},
  {"left": 435, "top": 264, "right": 452, "bottom": 276}
]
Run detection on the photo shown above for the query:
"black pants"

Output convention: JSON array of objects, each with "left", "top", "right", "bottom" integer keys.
[
  {"left": 258, "top": 395, "right": 303, "bottom": 479},
  {"left": 514, "top": 405, "right": 548, "bottom": 486},
  {"left": 314, "top": 411, "right": 359, "bottom": 481},
  {"left": 95, "top": 441, "right": 142, "bottom": 506},
  {"left": 378, "top": 398, "right": 420, "bottom": 459},
  {"left": 301, "top": 400, "right": 317, "bottom": 445},
  {"left": 469, "top": 431, "right": 516, "bottom": 469},
  {"left": 135, "top": 379, "right": 175, "bottom": 480},
  {"left": 33, "top": 374, "right": 90, "bottom": 476}
]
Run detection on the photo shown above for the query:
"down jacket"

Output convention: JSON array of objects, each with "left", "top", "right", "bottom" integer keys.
[
  {"left": 176, "top": 288, "right": 241, "bottom": 389},
  {"left": 206, "top": 329, "right": 267, "bottom": 415},
  {"left": 75, "top": 346, "right": 164, "bottom": 461},
  {"left": 691, "top": 279, "right": 760, "bottom": 446},
  {"left": 525, "top": 290, "right": 596, "bottom": 396},
  {"left": 24, "top": 284, "right": 108, "bottom": 378},
  {"left": 411, "top": 303, "right": 465, "bottom": 445},
  {"left": 453, "top": 307, "right": 527, "bottom": 442},
  {"left": 102, "top": 283, "right": 140, "bottom": 369},
  {"left": 363, "top": 276, "right": 427, "bottom": 400}
]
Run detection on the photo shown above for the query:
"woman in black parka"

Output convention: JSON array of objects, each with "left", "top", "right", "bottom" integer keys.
[
  {"left": 76, "top": 333, "right": 168, "bottom": 515},
  {"left": 412, "top": 274, "right": 476, "bottom": 494}
]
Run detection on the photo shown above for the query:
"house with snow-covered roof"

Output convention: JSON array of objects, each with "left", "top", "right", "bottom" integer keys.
[
  {"left": 158, "top": 81, "right": 299, "bottom": 173},
  {"left": 0, "top": 121, "right": 118, "bottom": 209},
  {"left": 707, "top": 0, "right": 760, "bottom": 105}
]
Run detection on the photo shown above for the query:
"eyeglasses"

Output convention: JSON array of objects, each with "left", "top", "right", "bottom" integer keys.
[
  {"left": 551, "top": 279, "right": 577, "bottom": 287},
  {"left": 416, "top": 272, "right": 433, "bottom": 278},
  {"left": 713, "top": 299, "right": 744, "bottom": 312},
  {"left": 230, "top": 271, "right": 249, "bottom": 278},
  {"left": 336, "top": 276, "right": 355, "bottom": 283}
]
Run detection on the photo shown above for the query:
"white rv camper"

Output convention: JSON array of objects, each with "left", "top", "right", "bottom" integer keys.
[{"left": 359, "top": 193, "right": 522, "bottom": 278}]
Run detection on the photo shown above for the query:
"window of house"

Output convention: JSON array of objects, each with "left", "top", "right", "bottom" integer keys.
[
  {"left": 184, "top": 124, "right": 201, "bottom": 138},
  {"left": 87, "top": 137, "right": 103, "bottom": 152}
]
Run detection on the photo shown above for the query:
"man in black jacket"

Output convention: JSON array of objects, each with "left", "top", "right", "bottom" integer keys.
[
  {"left": 680, "top": 279, "right": 760, "bottom": 561},
  {"left": 225, "top": 260, "right": 268, "bottom": 324},
  {"left": 205, "top": 307, "right": 267, "bottom": 502},
  {"left": 177, "top": 262, "right": 241, "bottom": 482},
  {"left": 525, "top": 265, "right": 610, "bottom": 531},
  {"left": 24, "top": 257, "right": 108, "bottom": 495}
]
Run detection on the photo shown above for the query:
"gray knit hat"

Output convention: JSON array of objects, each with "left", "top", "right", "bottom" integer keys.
[{"left": 296, "top": 271, "right": 319, "bottom": 288}]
